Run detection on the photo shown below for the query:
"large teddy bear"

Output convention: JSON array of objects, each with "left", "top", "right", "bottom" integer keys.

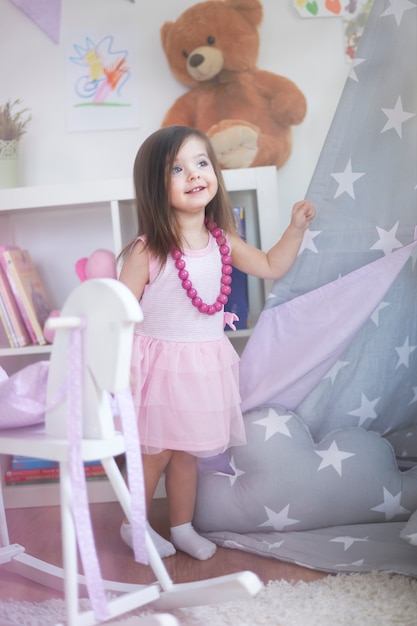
[{"left": 160, "top": 0, "right": 307, "bottom": 169}]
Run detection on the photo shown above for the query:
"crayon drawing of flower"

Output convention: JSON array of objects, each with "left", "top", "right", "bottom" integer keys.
[{"left": 69, "top": 35, "right": 131, "bottom": 106}]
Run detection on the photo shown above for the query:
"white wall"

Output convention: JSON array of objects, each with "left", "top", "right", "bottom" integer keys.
[{"left": 0, "top": 0, "right": 350, "bottom": 231}]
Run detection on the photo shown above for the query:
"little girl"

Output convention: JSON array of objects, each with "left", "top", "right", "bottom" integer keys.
[{"left": 119, "top": 125, "right": 315, "bottom": 561}]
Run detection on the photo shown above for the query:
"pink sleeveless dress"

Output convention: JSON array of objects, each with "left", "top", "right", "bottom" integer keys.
[{"left": 130, "top": 233, "right": 246, "bottom": 457}]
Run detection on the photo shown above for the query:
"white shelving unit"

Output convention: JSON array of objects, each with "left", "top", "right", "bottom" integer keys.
[{"left": 0, "top": 166, "right": 279, "bottom": 508}]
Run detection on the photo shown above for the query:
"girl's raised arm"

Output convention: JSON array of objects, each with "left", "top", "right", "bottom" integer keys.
[{"left": 230, "top": 199, "right": 315, "bottom": 280}]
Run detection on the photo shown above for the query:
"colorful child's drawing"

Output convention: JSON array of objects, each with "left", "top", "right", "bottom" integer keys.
[
  {"left": 66, "top": 30, "right": 140, "bottom": 132},
  {"left": 294, "top": 0, "right": 374, "bottom": 60},
  {"left": 70, "top": 35, "right": 130, "bottom": 105}
]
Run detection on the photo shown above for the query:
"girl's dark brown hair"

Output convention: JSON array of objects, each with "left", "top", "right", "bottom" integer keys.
[{"left": 120, "top": 126, "right": 236, "bottom": 263}]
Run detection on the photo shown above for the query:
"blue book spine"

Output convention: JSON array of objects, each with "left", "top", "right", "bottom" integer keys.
[
  {"left": 225, "top": 208, "right": 250, "bottom": 330},
  {"left": 11, "top": 455, "right": 58, "bottom": 470},
  {"left": 11, "top": 455, "right": 102, "bottom": 470}
]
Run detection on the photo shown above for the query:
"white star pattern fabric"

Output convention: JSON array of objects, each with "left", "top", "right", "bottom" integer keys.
[
  {"left": 381, "top": 96, "right": 415, "bottom": 138},
  {"left": 348, "top": 57, "right": 365, "bottom": 82},
  {"left": 370, "top": 301, "right": 390, "bottom": 325},
  {"left": 330, "top": 159, "right": 365, "bottom": 199},
  {"left": 395, "top": 337, "right": 417, "bottom": 369},
  {"left": 315, "top": 441, "right": 355, "bottom": 476},
  {"left": 370, "top": 223, "right": 403, "bottom": 255},
  {"left": 195, "top": 0, "right": 417, "bottom": 578},
  {"left": 324, "top": 360, "right": 349, "bottom": 384},
  {"left": 259, "top": 505, "right": 300, "bottom": 531},
  {"left": 330, "top": 536, "right": 370, "bottom": 550},
  {"left": 297, "top": 229, "right": 321, "bottom": 255},
  {"left": 253, "top": 407, "right": 291, "bottom": 439},
  {"left": 195, "top": 406, "right": 417, "bottom": 575},
  {"left": 371, "top": 487, "right": 410, "bottom": 521},
  {"left": 227, "top": 458, "right": 244, "bottom": 486},
  {"left": 348, "top": 393, "right": 379, "bottom": 427},
  {"left": 381, "top": 0, "right": 416, "bottom": 24}
]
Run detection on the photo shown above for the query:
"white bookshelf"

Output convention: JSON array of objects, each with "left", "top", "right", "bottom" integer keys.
[{"left": 0, "top": 166, "right": 279, "bottom": 508}]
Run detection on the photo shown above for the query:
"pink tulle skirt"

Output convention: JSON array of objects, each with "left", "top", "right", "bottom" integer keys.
[{"left": 130, "top": 333, "right": 246, "bottom": 457}]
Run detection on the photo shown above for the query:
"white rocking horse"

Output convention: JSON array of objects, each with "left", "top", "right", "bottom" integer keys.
[{"left": 0, "top": 279, "right": 262, "bottom": 626}]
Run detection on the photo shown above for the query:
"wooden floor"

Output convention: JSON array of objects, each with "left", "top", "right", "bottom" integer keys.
[{"left": 0, "top": 498, "right": 327, "bottom": 603}]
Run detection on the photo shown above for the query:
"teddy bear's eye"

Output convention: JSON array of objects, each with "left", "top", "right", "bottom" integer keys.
[
  {"left": 207, "top": 36, "right": 215, "bottom": 45},
  {"left": 182, "top": 50, "right": 189, "bottom": 59}
]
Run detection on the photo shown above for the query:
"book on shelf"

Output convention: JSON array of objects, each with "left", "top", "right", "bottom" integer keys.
[
  {"left": 5, "top": 461, "right": 107, "bottom": 485},
  {"left": 224, "top": 207, "right": 250, "bottom": 331},
  {"left": 0, "top": 246, "right": 52, "bottom": 345},
  {"left": 0, "top": 292, "right": 16, "bottom": 348},
  {"left": 0, "top": 310, "right": 11, "bottom": 348},
  {"left": 10, "top": 455, "right": 103, "bottom": 470},
  {"left": 11, "top": 455, "right": 59, "bottom": 470},
  {"left": 0, "top": 261, "right": 31, "bottom": 348}
]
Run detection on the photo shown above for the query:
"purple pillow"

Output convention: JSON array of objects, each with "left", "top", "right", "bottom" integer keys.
[{"left": 0, "top": 361, "right": 49, "bottom": 429}]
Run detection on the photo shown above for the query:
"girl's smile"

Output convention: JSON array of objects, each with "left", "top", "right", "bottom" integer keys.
[{"left": 186, "top": 184, "right": 206, "bottom": 194}]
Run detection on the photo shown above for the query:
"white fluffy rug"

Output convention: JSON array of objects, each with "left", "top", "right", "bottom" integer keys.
[{"left": 0, "top": 572, "right": 416, "bottom": 626}]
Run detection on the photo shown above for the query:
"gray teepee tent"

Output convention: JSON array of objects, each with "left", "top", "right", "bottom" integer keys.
[
  {"left": 241, "top": 0, "right": 417, "bottom": 443},
  {"left": 194, "top": 0, "right": 417, "bottom": 575}
]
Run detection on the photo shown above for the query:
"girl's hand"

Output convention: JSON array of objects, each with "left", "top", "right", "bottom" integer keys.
[{"left": 291, "top": 199, "right": 316, "bottom": 231}]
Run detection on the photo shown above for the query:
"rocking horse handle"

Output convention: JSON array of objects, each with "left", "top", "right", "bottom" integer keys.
[{"left": 45, "top": 315, "right": 83, "bottom": 330}]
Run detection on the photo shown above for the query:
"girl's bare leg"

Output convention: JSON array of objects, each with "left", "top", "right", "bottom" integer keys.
[
  {"left": 142, "top": 450, "right": 172, "bottom": 512},
  {"left": 142, "top": 450, "right": 177, "bottom": 557},
  {"left": 165, "top": 451, "right": 216, "bottom": 560},
  {"left": 165, "top": 450, "right": 197, "bottom": 526},
  {"left": 122, "top": 450, "right": 176, "bottom": 558}
]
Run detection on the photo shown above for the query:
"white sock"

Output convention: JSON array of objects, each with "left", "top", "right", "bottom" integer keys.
[
  {"left": 170, "top": 522, "right": 217, "bottom": 561},
  {"left": 146, "top": 521, "right": 176, "bottom": 558}
]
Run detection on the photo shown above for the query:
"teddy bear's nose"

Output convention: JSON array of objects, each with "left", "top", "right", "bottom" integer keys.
[{"left": 189, "top": 53, "right": 204, "bottom": 68}]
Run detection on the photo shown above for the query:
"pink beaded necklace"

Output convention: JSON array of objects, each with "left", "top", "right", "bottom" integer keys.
[{"left": 171, "top": 218, "right": 233, "bottom": 315}]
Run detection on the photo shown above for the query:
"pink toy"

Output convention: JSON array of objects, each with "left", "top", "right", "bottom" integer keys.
[
  {"left": 44, "top": 249, "right": 117, "bottom": 343},
  {"left": 75, "top": 249, "right": 117, "bottom": 282}
]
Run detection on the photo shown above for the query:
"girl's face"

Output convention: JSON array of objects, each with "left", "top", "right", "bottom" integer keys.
[{"left": 168, "top": 136, "right": 218, "bottom": 218}]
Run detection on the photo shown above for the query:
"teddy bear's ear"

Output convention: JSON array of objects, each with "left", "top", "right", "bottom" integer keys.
[
  {"left": 225, "top": 0, "right": 263, "bottom": 28},
  {"left": 160, "top": 21, "right": 174, "bottom": 54}
]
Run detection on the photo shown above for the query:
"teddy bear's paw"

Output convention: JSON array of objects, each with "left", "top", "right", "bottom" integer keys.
[{"left": 208, "top": 123, "right": 259, "bottom": 169}]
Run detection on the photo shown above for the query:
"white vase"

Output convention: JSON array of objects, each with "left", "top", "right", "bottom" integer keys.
[{"left": 0, "top": 139, "right": 19, "bottom": 188}]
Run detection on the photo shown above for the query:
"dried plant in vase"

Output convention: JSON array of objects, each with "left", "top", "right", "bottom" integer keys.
[
  {"left": 0, "top": 99, "right": 31, "bottom": 188},
  {"left": 0, "top": 99, "right": 31, "bottom": 141}
]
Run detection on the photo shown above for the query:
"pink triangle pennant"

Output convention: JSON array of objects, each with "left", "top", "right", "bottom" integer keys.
[{"left": 9, "top": 0, "right": 62, "bottom": 44}]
